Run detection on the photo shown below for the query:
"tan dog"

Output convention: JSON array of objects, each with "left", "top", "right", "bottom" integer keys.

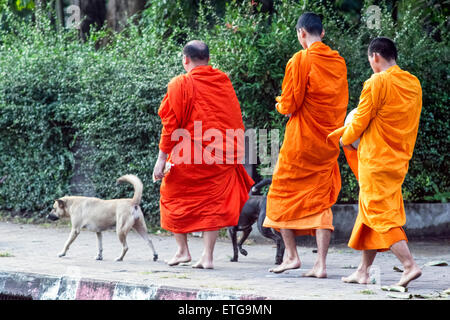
[{"left": 48, "top": 174, "right": 158, "bottom": 262}]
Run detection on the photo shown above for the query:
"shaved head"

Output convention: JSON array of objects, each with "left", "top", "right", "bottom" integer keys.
[
  {"left": 183, "top": 40, "right": 210, "bottom": 62},
  {"left": 368, "top": 37, "right": 397, "bottom": 62},
  {"left": 296, "top": 12, "right": 323, "bottom": 36}
]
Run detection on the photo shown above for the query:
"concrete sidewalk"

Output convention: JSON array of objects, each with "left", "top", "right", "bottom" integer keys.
[{"left": 0, "top": 221, "right": 449, "bottom": 300}]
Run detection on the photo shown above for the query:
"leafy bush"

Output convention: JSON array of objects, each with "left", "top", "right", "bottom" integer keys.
[{"left": 0, "top": 10, "right": 181, "bottom": 224}]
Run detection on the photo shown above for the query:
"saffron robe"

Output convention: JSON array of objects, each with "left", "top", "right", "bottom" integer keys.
[
  {"left": 328, "top": 65, "right": 422, "bottom": 250},
  {"left": 264, "top": 41, "right": 348, "bottom": 235},
  {"left": 157, "top": 65, "right": 254, "bottom": 233}
]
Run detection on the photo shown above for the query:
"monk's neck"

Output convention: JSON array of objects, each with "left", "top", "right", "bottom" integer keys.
[
  {"left": 186, "top": 63, "right": 209, "bottom": 73},
  {"left": 305, "top": 37, "right": 322, "bottom": 48},
  {"left": 377, "top": 61, "right": 397, "bottom": 73}
]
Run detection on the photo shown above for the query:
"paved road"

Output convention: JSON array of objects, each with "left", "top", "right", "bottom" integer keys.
[{"left": 0, "top": 221, "right": 449, "bottom": 300}]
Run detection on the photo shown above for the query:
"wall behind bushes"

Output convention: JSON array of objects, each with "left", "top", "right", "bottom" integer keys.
[{"left": 0, "top": 0, "right": 448, "bottom": 224}]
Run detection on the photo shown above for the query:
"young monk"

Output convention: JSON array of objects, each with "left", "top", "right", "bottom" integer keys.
[
  {"left": 329, "top": 37, "right": 423, "bottom": 287},
  {"left": 263, "top": 13, "right": 348, "bottom": 277},
  {"left": 153, "top": 40, "right": 254, "bottom": 269}
]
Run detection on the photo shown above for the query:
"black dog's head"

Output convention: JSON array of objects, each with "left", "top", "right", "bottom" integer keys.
[{"left": 250, "top": 178, "right": 272, "bottom": 195}]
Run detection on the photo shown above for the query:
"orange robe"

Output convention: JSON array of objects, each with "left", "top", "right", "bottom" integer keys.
[
  {"left": 158, "top": 65, "right": 254, "bottom": 233},
  {"left": 328, "top": 65, "right": 422, "bottom": 251},
  {"left": 263, "top": 42, "right": 348, "bottom": 236}
]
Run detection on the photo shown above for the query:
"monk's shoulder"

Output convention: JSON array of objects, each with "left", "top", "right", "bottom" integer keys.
[
  {"left": 366, "top": 71, "right": 387, "bottom": 90},
  {"left": 168, "top": 73, "right": 187, "bottom": 87},
  {"left": 396, "top": 67, "right": 422, "bottom": 90},
  {"left": 287, "top": 49, "right": 306, "bottom": 66},
  {"left": 212, "top": 67, "right": 232, "bottom": 82}
]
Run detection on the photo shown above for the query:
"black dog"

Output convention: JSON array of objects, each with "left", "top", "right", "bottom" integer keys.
[{"left": 228, "top": 178, "right": 285, "bottom": 264}]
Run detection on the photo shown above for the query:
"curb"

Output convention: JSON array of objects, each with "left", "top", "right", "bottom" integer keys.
[{"left": 0, "top": 271, "right": 268, "bottom": 300}]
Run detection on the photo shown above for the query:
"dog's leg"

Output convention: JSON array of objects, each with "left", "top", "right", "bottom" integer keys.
[
  {"left": 115, "top": 231, "right": 128, "bottom": 262},
  {"left": 256, "top": 202, "right": 285, "bottom": 264},
  {"left": 276, "top": 234, "right": 286, "bottom": 265},
  {"left": 238, "top": 227, "right": 252, "bottom": 256},
  {"left": 258, "top": 226, "right": 285, "bottom": 264},
  {"left": 95, "top": 232, "right": 103, "bottom": 260},
  {"left": 58, "top": 229, "right": 80, "bottom": 257},
  {"left": 228, "top": 227, "right": 239, "bottom": 262},
  {"left": 133, "top": 217, "right": 158, "bottom": 261}
]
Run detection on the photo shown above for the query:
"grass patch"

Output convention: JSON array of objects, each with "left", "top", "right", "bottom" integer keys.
[
  {"left": 359, "top": 289, "right": 376, "bottom": 295},
  {"left": 0, "top": 252, "right": 14, "bottom": 257}
]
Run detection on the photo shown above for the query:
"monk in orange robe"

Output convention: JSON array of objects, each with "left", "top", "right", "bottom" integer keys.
[
  {"left": 329, "top": 37, "right": 422, "bottom": 287},
  {"left": 263, "top": 13, "right": 348, "bottom": 277},
  {"left": 153, "top": 40, "right": 254, "bottom": 269}
]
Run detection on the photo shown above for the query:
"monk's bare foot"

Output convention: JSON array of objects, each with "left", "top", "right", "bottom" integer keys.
[
  {"left": 192, "top": 254, "right": 214, "bottom": 269},
  {"left": 303, "top": 264, "right": 327, "bottom": 278},
  {"left": 269, "top": 258, "right": 301, "bottom": 274},
  {"left": 166, "top": 253, "right": 191, "bottom": 266},
  {"left": 342, "top": 269, "right": 370, "bottom": 284},
  {"left": 192, "top": 259, "right": 213, "bottom": 269},
  {"left": 396, "top": 266, "right": 422, "bottom": 287}
]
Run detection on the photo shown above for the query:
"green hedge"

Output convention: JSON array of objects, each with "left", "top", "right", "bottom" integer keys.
[
  {"left": 194, "top": 0, "right": 449, "bottom": 203},
  {"left": 0, "top": 0, "right": 448, "bottom": 224},
  {"left": 0, "top": 12, "right": 182, "bottom": 224}
]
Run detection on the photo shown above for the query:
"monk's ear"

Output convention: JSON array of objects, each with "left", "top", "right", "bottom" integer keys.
[
  {"left": 320, "top": 29, "right": 325, "bottom": 39},
  {"left": 373, "top": 52, "right": 381, "bottom": 63},
  {"left": 57, "top": 199, "right": 66, "bottom": 209}
]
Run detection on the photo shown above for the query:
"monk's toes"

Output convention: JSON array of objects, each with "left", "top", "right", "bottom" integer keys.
[{"left": 397, "top": 268, "right": 422, "bottom": 287}]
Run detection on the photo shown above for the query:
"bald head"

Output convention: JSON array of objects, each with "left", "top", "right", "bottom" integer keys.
[{"left": 183, "top": 40, "right": 210, "bottom": 63}]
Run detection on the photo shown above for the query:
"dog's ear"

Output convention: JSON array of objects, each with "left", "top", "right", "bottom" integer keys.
[{"left": 56, "top": 199, "right": 66, "bottom": 209}]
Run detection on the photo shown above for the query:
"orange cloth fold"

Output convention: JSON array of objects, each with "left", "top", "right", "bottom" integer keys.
[
  {"left": 348, "top": 212, "right": 407, "bottom": 252},
  {"left": 158, "top": 65, "right": 254, "bottom": 233},
  {"left": 263, "top": 208, "right": 334, "bottom": 236},
  {"left": 328, "top": 65, "right": 422, "bottom": 250},
  {"left": 265, "top": 42, "right": 348, "bottom": 231}
]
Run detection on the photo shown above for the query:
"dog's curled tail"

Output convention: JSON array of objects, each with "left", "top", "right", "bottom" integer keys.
[{"left": 117, "top": 174, "right": 143, "bottom": 206}]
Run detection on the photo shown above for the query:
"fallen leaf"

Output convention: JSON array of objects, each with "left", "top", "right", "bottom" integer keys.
[
  {"left": 387, "top": 292, "right": 412, "bottom": 299},
  {"left": 413, "top": 293, "right": 439, "bottom": 299},
  {"left": 381, "top": 285, "right": 407, "bottom": 292},
  {"left": 393, "top": 266, "right": 403, "bottom": 272},
  {"left": 424, "top": 260, "right": 448, "bottom": 267}
]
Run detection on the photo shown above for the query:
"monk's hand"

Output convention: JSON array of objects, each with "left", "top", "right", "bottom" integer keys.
[
  {"left": 152, "top": 150, "right": 168, "bottom": 182},
  {"left": 275, "top": 102, "right": 291, "bottom": 118},
  {"left": 340, "top": 137, "right": 356, "bottom": 151}
]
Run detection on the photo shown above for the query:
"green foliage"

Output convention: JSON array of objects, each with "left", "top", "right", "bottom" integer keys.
[
  {"left": 0, "top": 9, "right": 181, "bottom": 223},
  {"left": 0, "top": 0, "right": 448, "bottom": 226},
  {"left": 190, "top": 0, "right": 449, "bottom": 203}
]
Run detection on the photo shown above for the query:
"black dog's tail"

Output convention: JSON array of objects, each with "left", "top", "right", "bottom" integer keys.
[{"left": 251, "top": 178, "right": 272, "bottom": 195}]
